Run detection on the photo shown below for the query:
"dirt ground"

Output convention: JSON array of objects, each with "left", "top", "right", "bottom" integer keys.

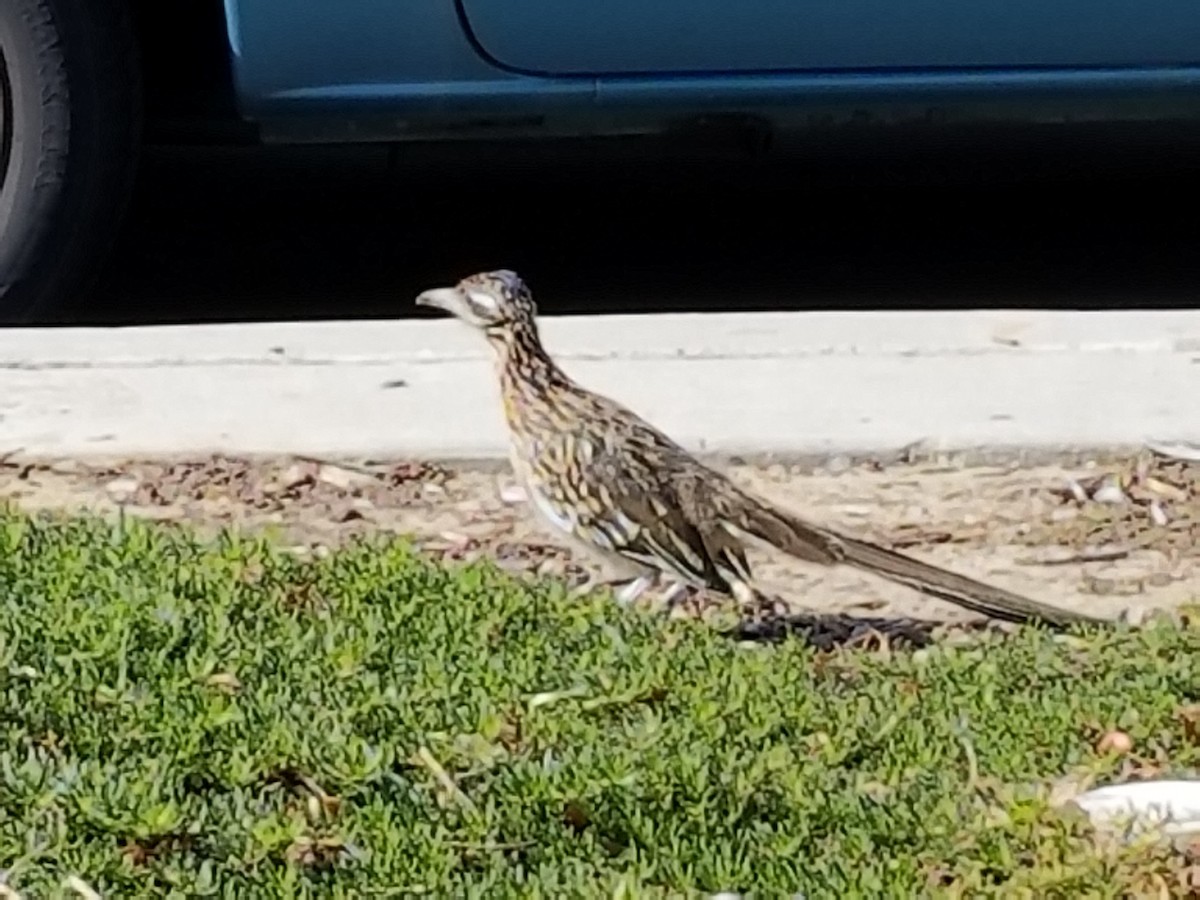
[{"left": 1, "top": 448, "right": 1195, "bottom": 631}]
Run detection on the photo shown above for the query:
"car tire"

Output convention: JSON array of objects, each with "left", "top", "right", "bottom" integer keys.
[{"left": 0, "top": 0, "right": 141, "bottom": 323}]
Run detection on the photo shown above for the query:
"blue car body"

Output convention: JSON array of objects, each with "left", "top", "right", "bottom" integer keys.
[
  {"left": 218, "top": 0, "right": 1200, "bottom": 144},
  {"left": 9, "top": 0, "right": 1198, "bottom": 318}
]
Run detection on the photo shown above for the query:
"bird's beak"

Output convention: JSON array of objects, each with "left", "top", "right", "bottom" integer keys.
[{"left": 414, "top": 286, "right": 466, "bottom": 316}]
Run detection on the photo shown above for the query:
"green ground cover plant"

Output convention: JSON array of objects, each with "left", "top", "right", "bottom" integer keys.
[{"left": 0, "top": 509, "right": 1196, "bottom": 897}]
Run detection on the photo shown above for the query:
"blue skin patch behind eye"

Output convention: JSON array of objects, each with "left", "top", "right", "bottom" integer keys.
[{"left": 491, "top": 269, "right": 525, "bottom": 296}]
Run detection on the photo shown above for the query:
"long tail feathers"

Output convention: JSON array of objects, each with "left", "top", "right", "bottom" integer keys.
[
  {"left": 834, "top": 532, "right": 1105, "bottom": 626},
  {"left": 733, "top": 497, "right": 1106, "bottom": 626}
]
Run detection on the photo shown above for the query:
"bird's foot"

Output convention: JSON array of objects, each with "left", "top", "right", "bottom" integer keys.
[
  {"left": 660, "top": 581, "right": 690, "bottom": 611},
  {"left": 614, "top": 575, "right": 655, "bottom": 606},
  {"left": 654, "top": 583, "right": 739, "bottom": 623}
]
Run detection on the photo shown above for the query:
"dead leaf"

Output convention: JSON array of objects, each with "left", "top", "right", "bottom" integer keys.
[
  {"left": 562, "top": 800, "right": 591, "bottom": 832},
  {"left": 205, "top": 672, "right": 242, "bottom": 693},
  {"left": 1018, "top": 548, "right": 1130, "bottom": 566},
  {"left": 385, "top": 461, "right": 451, "bottom": 486},
  {"left": 413, "top": 746, "right": 477, "bottom": 813},
  {"left": 1177, "top": 705, "right": 1200, "bottom": 744},
  {"left": 269, "top": 768, "right": 343, "bottom": 821},
  {"left": 284, "top": 835, "right": 348, "bottom": 868}
]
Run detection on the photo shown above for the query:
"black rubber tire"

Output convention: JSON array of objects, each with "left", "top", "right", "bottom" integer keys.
[{"left": 0, "top": 0, "right": 141, "bottom": 323}]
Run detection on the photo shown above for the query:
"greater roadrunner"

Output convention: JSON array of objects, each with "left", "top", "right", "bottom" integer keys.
[{"left": 416, "top": 269, "right": 1103, "bottom": 627}]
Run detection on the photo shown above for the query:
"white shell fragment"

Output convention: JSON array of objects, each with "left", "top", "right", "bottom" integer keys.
[
  {"left": 1090, "top": 477, "right": 1128, "bottom": 505},
  {"left": 1070, "top": 779, "right": 1200, "bottom": 838},
  {"left": 1144, "top": 439, "right": 1200, "bottom": 464},
  {"left": 1064, "top": 478, "right": 1090, "bottom": 503}
]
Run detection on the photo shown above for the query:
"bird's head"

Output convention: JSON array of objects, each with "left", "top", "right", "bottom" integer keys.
[{"left": 415, "top": 269, "right": 538, "bottom": 336}]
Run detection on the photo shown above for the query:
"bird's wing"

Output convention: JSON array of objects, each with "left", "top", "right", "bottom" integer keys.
[{"left": 558, "top": 411, "right": 753, "bottom": 591}]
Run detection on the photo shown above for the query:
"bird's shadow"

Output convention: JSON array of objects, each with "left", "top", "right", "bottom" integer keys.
[
  {"left": 720, "top": 611, "right": 1001, "bottom": 652},
  {"left": 644, "top": 583, "right": 1004, "bottom": 651}
]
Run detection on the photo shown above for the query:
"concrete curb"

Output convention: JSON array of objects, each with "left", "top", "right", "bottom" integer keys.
[{"left": 0, "top": 310, "right": 1195, "bottom": 460}]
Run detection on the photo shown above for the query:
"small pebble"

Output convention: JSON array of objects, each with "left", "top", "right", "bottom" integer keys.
[
  {"left": 836, "top": 504, "right": 874, "bottom": 518},
  {"left": 1118, "top": 605, "right": 1150, "bottom": 626},
  {"left": 499, "top": 484, "right": 527, "bottom": 504},
  {"left": 825, "top": 455, "right": 851, "bottom": 475},
  {"left": 1096, "top": 730, "right": 1134, "bottom": 755},
  {"left": 1064, "top": 478, "right": 1089, "bottom": 502},
  {"left": 279, "top": 464, "right": 312, "bottom": 489},
  {"left": 103, "top": 476, "right": 140, "bottom": 502},
  {"left": 1092, "top": 481, "right": 1128, "bottom": 505},
  {"left": 317, "top": 463, "right": 373, "bottom": 490}
]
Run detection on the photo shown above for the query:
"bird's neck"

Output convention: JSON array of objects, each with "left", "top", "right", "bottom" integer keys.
[{"left": 490, "top": 322, "right": 572, "bottom": 422}]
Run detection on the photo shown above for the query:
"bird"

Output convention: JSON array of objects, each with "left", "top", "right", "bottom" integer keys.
[{"left": 415, "top": 269, "right": 1105, "bottom": 627}]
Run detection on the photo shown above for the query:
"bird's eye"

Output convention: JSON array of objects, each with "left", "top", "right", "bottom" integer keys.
[{"left": 466, "top": 291, "right": 500, "bottom": 317}]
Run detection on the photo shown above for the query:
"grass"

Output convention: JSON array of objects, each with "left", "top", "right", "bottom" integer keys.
[{"left": 0, "top": 509, "right": 1196, "bottom": 898}]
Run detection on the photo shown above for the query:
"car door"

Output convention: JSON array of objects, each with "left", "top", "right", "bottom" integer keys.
[{"left": 457, "top": 0, "right": 1200, "bottom": 75}]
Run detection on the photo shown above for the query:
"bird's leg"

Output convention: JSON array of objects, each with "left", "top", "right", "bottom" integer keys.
[
  {"left": 654, "top": 576, "right": 755, "bottom": 619},
  {"left": 613, "top": 575, "right": 655, "bottom": 606},
  {"left": 730, "top": 579, "right": 758, "bottom": 608},
  {"left": 570, "top": 571, "right": 655, "bottom": 606},
  {"left": 660, "top": 581, "right": 690, "bottom": 611}
]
